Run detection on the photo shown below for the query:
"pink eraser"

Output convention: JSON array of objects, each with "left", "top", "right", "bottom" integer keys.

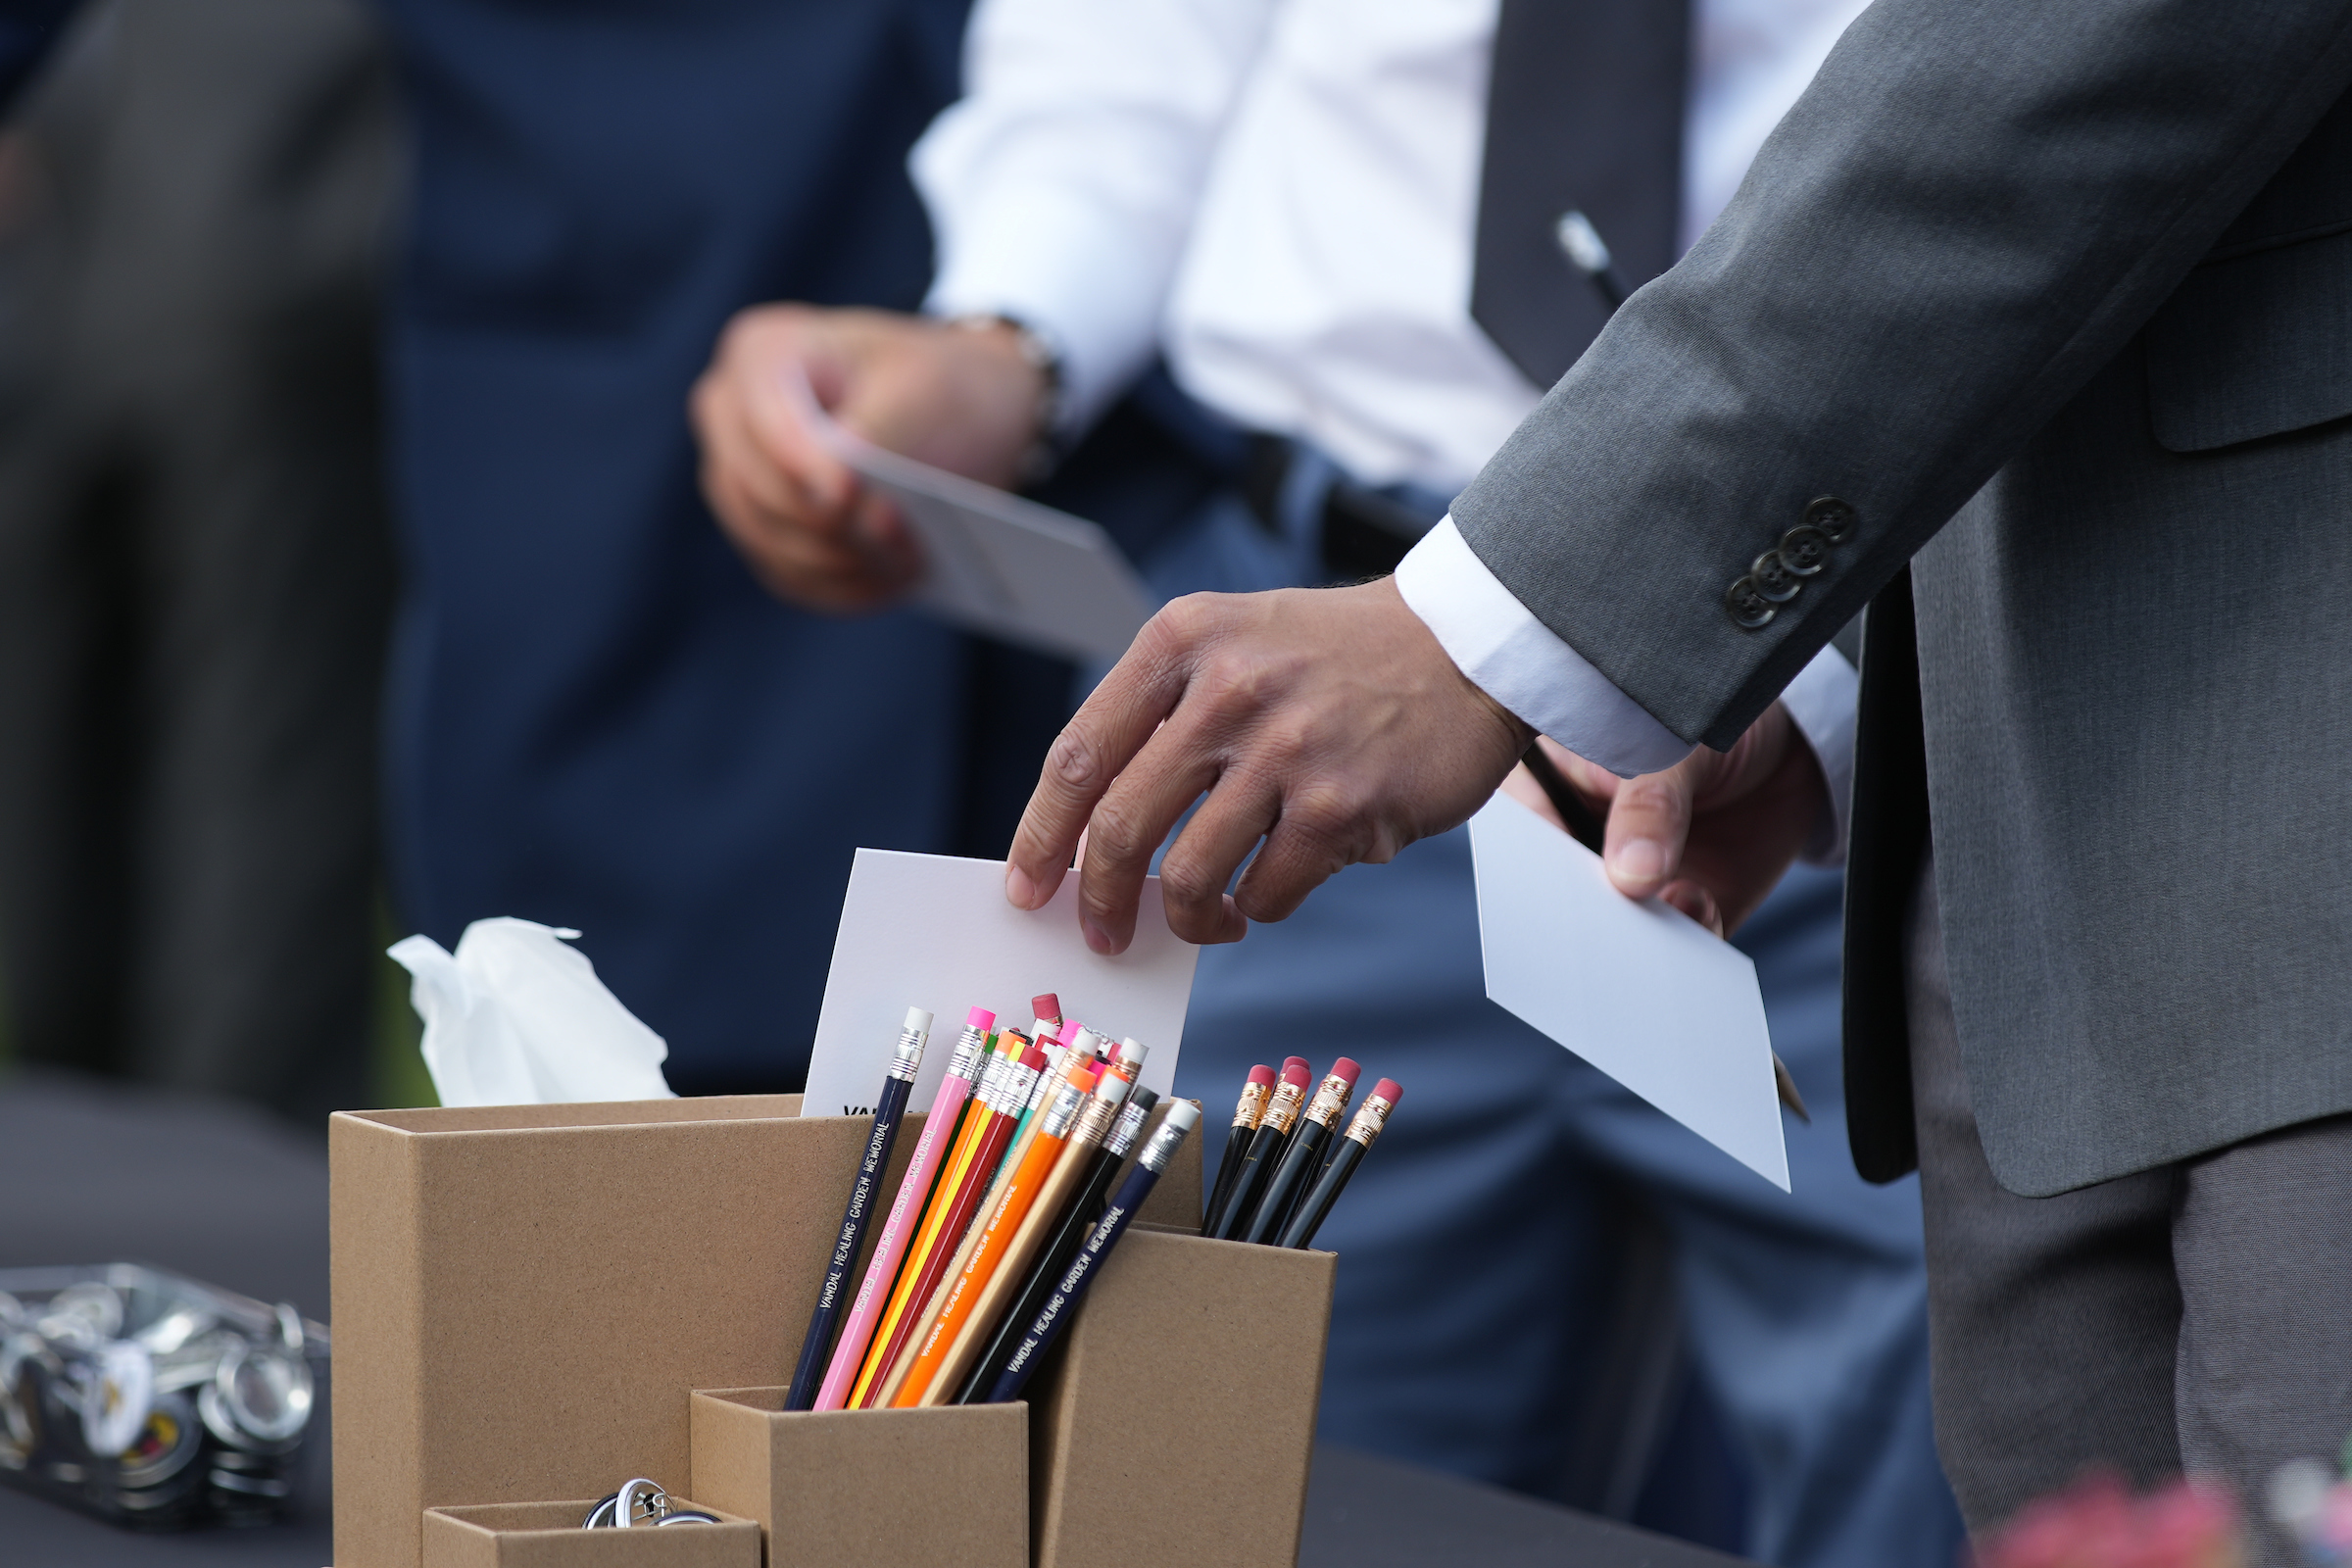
[
  {"left": 1058, "top": 1017, "right": 1087, "bottom": 1046},
  {"left": 1247, "top": 1064, "right": 1277, "bottom": 1086},
  {"left": 1372, "top": 1078, "right": 1403, "bottom": 1104},
  {"left": 1020, "top": 1042, "right": 1049, "bottom": 1071},
  {"left": 966, "top": 1006, "right": 997, "bottom": 1030},
  {"left": 1330, "top": 1057, "right": 1361, "bottom": 1086},
  {"left": 1032, "top": 993, "right": 1061, "bottom": 1021},
  {"left": 1279, "top": 1060, "right": 1313, "bottom": 1087},
  {"left": 1283, "top": 1055, "right": 1310, "bottom": 1073}
]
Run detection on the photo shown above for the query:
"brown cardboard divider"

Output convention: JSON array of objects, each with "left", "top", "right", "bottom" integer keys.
[
  {"left": 330, "top": 1093, "right": 1201, "bottom": 1568},
  {"left": 689, "top": 1391, "right": 1025, "bottom": 1567},
  {"left": 1026, "top": 1226, "right": 1335, "bottom": 1568},
  {"left": 421, "top": 1499, "right": 761, "bottom": 1567}
]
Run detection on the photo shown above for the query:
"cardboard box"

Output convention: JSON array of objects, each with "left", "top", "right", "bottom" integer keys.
[
  {"left": 330, "top": 1095, "right": 1200, "bottom": 1568},
  {"left": 1026, "top": 1227, "right": 1335, "bottom": 1568},
  {"left": 689, "top": 1392, "right": 1025, "bottom": 1567},
  {"left": 421, "top": 1499, "right": 761, "bottom": 1567}
]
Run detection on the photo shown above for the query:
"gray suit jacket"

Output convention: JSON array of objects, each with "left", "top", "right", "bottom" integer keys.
[{"left": 1451, "top": 0, "right": 2352, "bottom": 1197}]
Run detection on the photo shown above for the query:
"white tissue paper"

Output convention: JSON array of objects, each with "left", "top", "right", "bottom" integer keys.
[{"left": 387, "top": 917, "right": 675, "bottom": 1107}]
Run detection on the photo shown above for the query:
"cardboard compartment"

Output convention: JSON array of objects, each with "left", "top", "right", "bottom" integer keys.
[
  {"left": 1027, "top": 1227, "right": 1335, "bottom": 1568},
  {"left": 689, "top": 1391, "right": 1025, "bottom": 1567},
  {"left": 330, "top": 1095, "right": 1200, "bottom": 1568},
  {"left": 422, "top": 1499, "right": 761, "bottom": 1567}
]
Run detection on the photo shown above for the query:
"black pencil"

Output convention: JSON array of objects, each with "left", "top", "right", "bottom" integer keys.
[
  {"left": 1242, "top": 1059, "right": 1357, "bottom": 1245},
  {"left": 985, "top": 1102, "right": 1200, "bottom": 1403},
  {"left": 1208, "top": 1058, "right": 1310, "bottom": 1239},
  {"left": 950, "top": 1087, "right": 1160, "bottom": 1404},
  {"left": 1204, "top": 1066, "right": 1274, "bottom": 1227},
  {"left": 786, "top": 1006, "right": 932, "bottom": 1409},
  {"left": 1278, "top": 1079, "right": 1400, "bottom": 1250}
]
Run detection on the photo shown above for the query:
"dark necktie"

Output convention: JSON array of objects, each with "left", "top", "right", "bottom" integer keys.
[{"left": 1471, "top": 0, "right": 1690, "bottom": 387}]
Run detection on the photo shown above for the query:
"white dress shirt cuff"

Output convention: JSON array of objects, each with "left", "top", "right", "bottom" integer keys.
[
  {"left": 921, "top": 199, "right": 1159, "bottom": 442},
  {"left": 1778, "top": 642, "right": 1859, "bottom": 867},
  {"left": 1394, "top": 517, "right": 1692, "bottom": 779}
]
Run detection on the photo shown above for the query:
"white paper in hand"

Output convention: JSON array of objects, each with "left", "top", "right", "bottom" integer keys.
[
  {"left": 804, "top": 849, "right": 1200, "bottom": 1118},
  {"left": 1468, "top": 791, "right": 1790, "bottom": 1190},
  {"left": 787, "top": 372, "right": 1156, "bottom": 663},
  {"left": 388, "top": 917, "right": 675, "bottom": 1107}
]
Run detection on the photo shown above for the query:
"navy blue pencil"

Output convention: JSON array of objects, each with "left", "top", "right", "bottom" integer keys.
[
  {"left": 785, "top": 1006, "right": 932, "bottom": 1410},
  {"left": 985, "top": 1101, "right": 1200, "bottom": 1404}
]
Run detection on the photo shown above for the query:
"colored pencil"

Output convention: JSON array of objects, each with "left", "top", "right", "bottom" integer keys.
[
  {"left": 812, "top": 1005, "right": 994, "bottom": 1409},
  {"left": 954, "top": 1087, "right": 1157, "bottom": 1404},
  {"left": 848, "top": 1030, "right": 1036, "bottom": 1406},
  {"left": 875, "top": 1055, "right": 1089, "bottom": 1406},
  {"left": 985, "top": 1102, "right": 1200, "bottom": 1403},
  {"left": 785, "top": 1007, "right": 932, "bottom": 1408},
  {"left": 900, "top": 1068, "right": 1130, "bottom": 1405}
]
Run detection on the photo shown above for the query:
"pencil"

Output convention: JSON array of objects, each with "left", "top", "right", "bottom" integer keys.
[
  {"left": 785, "top": 1007, "right": 933, "bottom": 1408},
  {"left": 1208, "top": 1057, "right": 1310, "bottom": 1239},
  {"left": 1277, "top": 1079, "right": 1400, "bottom": 1250},
  {"left": 848, "top": 1029, "right": 1035, "bottom": 1406},
  {"left": 985, "top": 1101, "right": 1200, "bottom": 1403},
  {"left": 878, "top": 1055, "right": 1092, "bottom": 1406},
  {"left": 1241, "top": 1058, "right": 1358, "bottom": 1246},
  {"left": 812, "top": 1005, "right": 992, "bottom": 1410},
  {"left": 1205, "top": 1066, "right": 1275, "bottom": 1229},
  {"left": 953, "top": 1086, "right": 1157, "bottom": 1404},
  {"left": 902, "top": 1067, "right": 1132, "bottom": 1405},
  {"left": 1006, "top": 1024, "right": 1093, "bottom": 1166}
]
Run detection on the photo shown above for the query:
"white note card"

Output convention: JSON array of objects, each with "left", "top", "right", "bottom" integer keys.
[
  {"left": 786, "top": 371, "right": 1157, "bottom": 663},
  {"left": 1468, "top": 791, "right": 1790, "bottom": 1190},
  {"left": 804, "top": 849, "right": 1200, "bottom": 1119}
]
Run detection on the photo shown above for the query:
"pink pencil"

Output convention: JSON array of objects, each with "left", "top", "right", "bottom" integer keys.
[{"left": 813, "top": 1005, "right": 995, "bottom": 1409}]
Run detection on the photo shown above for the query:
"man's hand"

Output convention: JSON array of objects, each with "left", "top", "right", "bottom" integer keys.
[
  {"left": 1004, "top": 578, "right": 1534, "bottom": 953},
  {"left": 689, "top": 305, "right": 1046, "bottom": 611},
  {"left": 1513, "top": 704, "right": 1826, "bottom": 937}
]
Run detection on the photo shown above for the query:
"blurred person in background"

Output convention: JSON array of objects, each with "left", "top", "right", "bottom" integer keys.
[
  {"left": 370, "top": 0, "right": 1225, "bottom": 1096},
  {"left": 691, "top": 2, "right": 1963, "bottom": 1564},
  {"left": 0, "top": 0, "right": 399, "bottom": 1127}
]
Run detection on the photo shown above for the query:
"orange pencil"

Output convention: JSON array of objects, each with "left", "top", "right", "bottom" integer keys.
[
  {"left": 875, "top": 1058, "right": 1093, "bottom": 1407},
  {"left": 847, "top": 1029, "right": 1030, "bottom": 1410},
  {"left": 915, "top": 1069, "right": 1134, "bottom": 1406},
  {"left": 892, "top": 1066, "right": 1108, "bottom": 1406}
]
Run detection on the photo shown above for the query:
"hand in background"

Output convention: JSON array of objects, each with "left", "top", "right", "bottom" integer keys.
[
  {"left": 1004, "top": 578, "right": 1533, "bottom": 953},
  {"left": 689, "top": 305, "right": 1046, "bottom": 611},
  {"left": 1526, "top": 707, "right": 1825, "bottom": 938}
]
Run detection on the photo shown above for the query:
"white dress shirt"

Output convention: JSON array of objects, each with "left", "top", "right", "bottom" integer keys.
[{"left": 912, "top": 0, "right": 1869, "bottom": 823}]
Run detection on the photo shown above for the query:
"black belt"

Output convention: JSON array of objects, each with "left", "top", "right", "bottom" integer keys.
[{"left": 1241, "top": 435, "right": 1449, "bottom": 582}]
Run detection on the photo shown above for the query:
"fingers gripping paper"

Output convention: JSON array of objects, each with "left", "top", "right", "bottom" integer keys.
[
  {"left": 804, "top": 849, "right": 1200, "bottom": 1116},
  {"left": 787, "top": 370, "right": 1156, "bottom": 664},
  {"left": 1468, "top": 792, "right": 1791, "bottom": 1191}
]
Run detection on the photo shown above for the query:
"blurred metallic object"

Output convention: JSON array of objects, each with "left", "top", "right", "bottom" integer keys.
[{"left": 0, "top": 1263, "right": 328, "bottom": 1529}]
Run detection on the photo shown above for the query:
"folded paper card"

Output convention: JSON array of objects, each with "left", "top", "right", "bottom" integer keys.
[
  {"left": 389, "top": 917, "right": 674, "bottom": 1106},
  {"left": 788, "top": 370, "right": 1157, "bottom": 663},
  {"left": 804, "top": 849, "right": 1199, "bottom": 1117},
  {"left": 1468, "top": 790, "right": 1790, "bottom": 1190}
]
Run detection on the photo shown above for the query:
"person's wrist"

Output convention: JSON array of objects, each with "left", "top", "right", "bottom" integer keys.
[
  {"left": 1374, "top": 575, "right": 1535, "bottom": 755},
  {"left": 942, "top": 313, "right": 1061, "bottom": 482}
]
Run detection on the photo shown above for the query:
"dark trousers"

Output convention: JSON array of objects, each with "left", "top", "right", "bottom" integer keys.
[
  {"left": 1906, "top": 852, "right": 2352, "bottom": 1565},
  {"left": 0, "top": 0, "right": 398, "bottom": 1126}
]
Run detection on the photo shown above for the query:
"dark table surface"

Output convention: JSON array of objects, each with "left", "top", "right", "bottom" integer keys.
[{"left": 0, "top": 1071, "right": 1746, "bottom": 1567}]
